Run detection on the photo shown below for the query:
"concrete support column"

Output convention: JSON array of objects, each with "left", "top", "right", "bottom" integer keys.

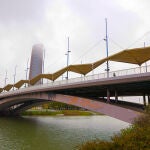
[
  {"left": 148, "top": 95, "right": 150, "bottom": 105},
  {"left": 115, "top": 90, "right": 118, "bottom": 103},
  {"left": 143, "top": 94, "right": 146, "bottom": 106},
  {"left": 107, "top": 88, "right": 110, "bottom": 102}
]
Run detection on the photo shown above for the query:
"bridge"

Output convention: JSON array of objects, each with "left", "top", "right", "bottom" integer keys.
[{"left": 0, "top": 46, "right": 150, "bottom": 124}]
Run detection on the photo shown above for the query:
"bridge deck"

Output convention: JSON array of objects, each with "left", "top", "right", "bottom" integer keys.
[{"left": 0, "top": 71, "right": 150, "bottom": 99}]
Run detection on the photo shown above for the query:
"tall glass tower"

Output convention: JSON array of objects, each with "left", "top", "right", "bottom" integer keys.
[{"left": 29, "top": 44, "right": 44, "bottom": 85}]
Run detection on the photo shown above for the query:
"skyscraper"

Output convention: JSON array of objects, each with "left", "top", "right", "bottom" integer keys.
[{"left": 29, "top": 44, "right": 44, "bottom": 85}]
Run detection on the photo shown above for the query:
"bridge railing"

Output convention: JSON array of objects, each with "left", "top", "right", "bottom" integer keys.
[
  {"left": 109, "top": 65, "right": 150, "bottom": 77},
  {"left": 0, "top": 65, "right": 150, "bottom": 97},
  {"left": 44, "top": 64, "right": 150, "bottom": 86}
]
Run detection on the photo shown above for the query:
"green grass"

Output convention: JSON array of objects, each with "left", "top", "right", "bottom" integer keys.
[
  {"left": 22, "top": 110, "right": 62, "bottom": 116},
  {"left": 61, "top": 110, "right": 97, "bottom": 116},
  {"left": 78, "top": 105, "right": 150, "bottom": 150},
  {"left": 22, "top": 110, "right": 100, "bottom": 116}
]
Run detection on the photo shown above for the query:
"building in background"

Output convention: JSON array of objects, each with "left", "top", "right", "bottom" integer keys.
[{"left": 29, "top": 44, "right": 44, "bottom": 85}]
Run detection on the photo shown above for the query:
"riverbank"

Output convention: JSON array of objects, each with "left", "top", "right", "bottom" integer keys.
[
  {"left": 22, "top": 110, "right": 101, "bottom": 116},
  {"left": 78, "top": 105, "right": 150, "bottom": 150}
]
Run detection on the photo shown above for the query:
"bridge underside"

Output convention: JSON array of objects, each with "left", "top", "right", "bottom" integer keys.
[
  {"left": 53, "top": 81, "right": 150, "bottom": 98},
  {"left": 0, "top": 92, "right": 142, "bottom": 123},
  {"left": 0, "top": 99, "right": 48, "bottom": 116}
]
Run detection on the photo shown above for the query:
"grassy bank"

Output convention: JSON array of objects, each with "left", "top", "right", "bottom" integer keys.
[
  {"left": 78, "top": 105, "right": 150, "bottom": 150},
  {"left": 22, "top": 110, "right": 100, "bottom": 116}
]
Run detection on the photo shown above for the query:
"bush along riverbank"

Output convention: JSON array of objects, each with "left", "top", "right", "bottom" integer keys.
[
  {"left": 21, "top": 109, "right": 101, "bottom": 116},
  {"left": 78, "top": 105, "right": 150, "bottom": 150}
]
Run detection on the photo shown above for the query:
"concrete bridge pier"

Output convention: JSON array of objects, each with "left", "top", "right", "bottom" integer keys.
[
  {"left": 143, "top": 94, "right": 146, "bottom": 106},
  {"left": 148, "top": 95, "right": 150, "bottom": 105},
  {"left": 107, "top": 88, "right": 110, "bottom": 102},
  {"left": 115, "top": 90, "right": 118, "bottom": 103}
]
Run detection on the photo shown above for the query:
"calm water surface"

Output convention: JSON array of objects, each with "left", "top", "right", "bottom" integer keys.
[{"left": 0, "top": 116, "right": 129, "bottom": 150}]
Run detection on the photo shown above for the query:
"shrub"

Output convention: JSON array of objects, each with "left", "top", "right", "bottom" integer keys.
[{"left": 78, "top": 105, "right": 150, "bottom": 150}]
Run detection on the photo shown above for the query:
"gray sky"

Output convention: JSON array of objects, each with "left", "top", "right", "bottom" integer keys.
[{"left": 0, "top": 0, "right": 150, "bottom": 86}]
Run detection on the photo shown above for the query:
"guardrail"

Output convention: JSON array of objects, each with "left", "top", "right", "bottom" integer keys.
[{"left": 0, "top": 65, "right": 150, "bottom": 97}]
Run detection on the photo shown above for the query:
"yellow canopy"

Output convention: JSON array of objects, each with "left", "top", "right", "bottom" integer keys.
[
  {"left": 30, "top": 74, "right": 53, "bottom": 85},
  {"left": 41, "top": 74, "right": 53, "bottom": 80},
  {"left": 0, "top": 88, "right": 3, "bottom": 93},
  {"left": 30, "top": 74, "right": 43, "bottom": 85},
  {"left": 52, "top": 67, "right": 68, "bottom": 81},
  {"left": 107, "top": 46, "right": 150, "bottom": 65},
  {"left": 1, "top": 46, "right": 150, "bottom": 91},
  {"left": 93, "top": 58, "right": 107, "bottom": 69},
  {"left": 68, "top": 64, "right": 93, "bottom": 75},
  {"left": 3, "top": 84, "right": 13, "bottom": 91},
  {"left": 14, "top": 80, "right": 29, "bottom": 89},
  {"left": 27, "top": 46, "right": 150, "bottom": 83}
]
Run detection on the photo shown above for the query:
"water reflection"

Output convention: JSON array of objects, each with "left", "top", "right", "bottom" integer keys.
[{"left": 0, "top": 116, "right": 129, "bottom": 150}]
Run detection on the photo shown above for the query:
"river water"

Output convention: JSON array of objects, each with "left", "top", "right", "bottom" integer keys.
[{"left": 0, "top": 116, "right": 129, "bottom": 150}]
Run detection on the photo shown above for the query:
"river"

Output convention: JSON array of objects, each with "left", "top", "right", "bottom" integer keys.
[{"left": 0, "top": 116, "right": 129, "bottom": 150}]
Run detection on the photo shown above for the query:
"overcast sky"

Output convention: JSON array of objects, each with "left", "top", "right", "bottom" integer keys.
[{"left": 0, "top": 0, "right": 150, "bottom": 86}]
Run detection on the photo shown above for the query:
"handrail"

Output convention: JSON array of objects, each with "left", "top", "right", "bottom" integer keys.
[{"left": 0, "top": 65, "right": 149, "bottom": 97}]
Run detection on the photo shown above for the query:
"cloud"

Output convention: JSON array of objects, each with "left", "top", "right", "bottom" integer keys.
[
  {"left": 0, "top": 0, "right": 149, "bottom": 86},
  {"left": 116, "top": 0, "right": 150, "bottom": 38},
  {"left": 0, "top": 0, "right": 48, "bottom": 24}
]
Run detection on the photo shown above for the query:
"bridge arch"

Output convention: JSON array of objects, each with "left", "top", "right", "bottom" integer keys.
[{"left": 0, "top": 92, "right": 141, "bottom": 123}]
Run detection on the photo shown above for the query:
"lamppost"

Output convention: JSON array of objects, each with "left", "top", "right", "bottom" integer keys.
[
  {"left": 104, "top": 18, "right": 110, "bottom": 102},
  {"left": 65, "top": 37, "right": 71, "bottom": 79},
  {"left": 81, "top": 60, "right": 83, "bottom": 78},
  {"left": 144, "top": 42, "right": 148, "bottom": 72},
  {"left": 4, "top": 71, "right": 8, "bottom": 86},
  {"left": 0, "top": 74, "right": 3, "bottom": 92},
  {"left": 104, "top": 18, "right": 109, "bottom": 78},
  {"left": 25, "top": 59, "right": 30, "bottom": 87},
  {"left": 42, "top": 48, "right": 45, "bottom": 84},
  {"left": 43, "top": 48, "right": 45, "bottom": 74},
  {"left": 13, "top": 65, "right": 17, "bottom": 90}
]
